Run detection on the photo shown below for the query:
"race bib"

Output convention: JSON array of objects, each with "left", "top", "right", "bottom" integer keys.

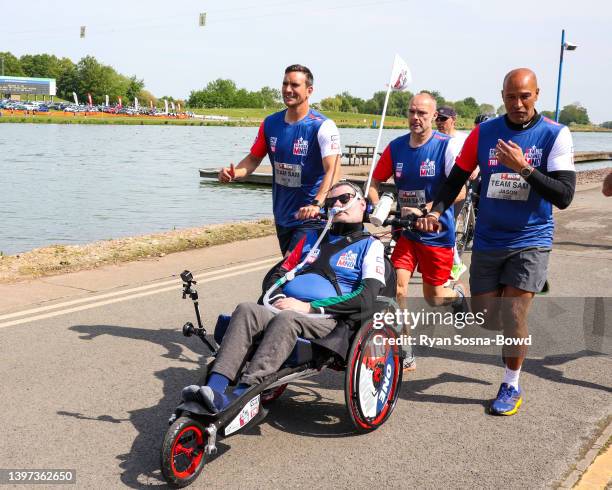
[
  {"left": 398, "top": 189, "right": 426, "bottom": 208},
  {"left": 486, "top": 173, "right": 530, "bottom": 201},
  {"left": 274, "top": 162, "right": 302, "bottom": 188}
]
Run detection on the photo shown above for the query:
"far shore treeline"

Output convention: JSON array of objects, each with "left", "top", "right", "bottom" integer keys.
[{"left": 2, "top": 51, "right": 608, "bottom": 127}]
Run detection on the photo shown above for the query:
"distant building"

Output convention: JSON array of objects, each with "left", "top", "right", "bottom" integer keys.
[{"left": 0, "top": 76, "right": 57, "bottom": 100}]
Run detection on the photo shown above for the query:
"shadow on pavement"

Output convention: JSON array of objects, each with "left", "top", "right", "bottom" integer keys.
[
  {"left": 64, "top": 322, "right": 611, "bottom": 487},
  {"left": 400, "top": 372, "right": 492, "bottom": 407},
  {"left": 67, "top": 323, "right": 221, "bottom": 488},
  {"left": 554, "top": 241, "right": 612, "bottom": 250},
  {"left": 62, "top": 322, "right": 368, "bottom": 490},
  {"left": 405, "top": 346, "right": 612, "bottom": 405}
]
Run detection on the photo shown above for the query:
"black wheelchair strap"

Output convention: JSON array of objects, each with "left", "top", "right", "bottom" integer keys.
[{"left": 296, "top": 232, "right": 371, "bottom": 295}]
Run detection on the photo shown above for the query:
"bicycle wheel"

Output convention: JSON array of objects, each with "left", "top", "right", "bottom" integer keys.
[
  {"left": 455, "top": 200, "right": 472, "bottom": 257},
  {"left": 464, "top": 203, "right": 476, "bottom": 251},
  {"left": 345, "top": 321, "right": 402, "bottom": 433},
  {"left": 161, "top": 417, "right": 207, "bottom": 487}
]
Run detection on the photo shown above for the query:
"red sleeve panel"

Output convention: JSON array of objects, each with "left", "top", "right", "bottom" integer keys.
[
  {"left": 455, "top": 125, "right": 480, "bottom": 172},
  {"left": 249, "top": 122, "right": 267, "bottom": 158},
  {"left": 372, "top": 145, "right": 393, "bottom": 182}
]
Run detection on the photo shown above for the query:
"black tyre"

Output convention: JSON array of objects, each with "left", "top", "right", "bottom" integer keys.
[
  {"left": 455, "top": 200, "right": 475, "bottom": 257},
  {"left": 345, "top": 321, "right": 402, "bottom": 433},
  {"left": 161, "top": 416, "right": 207, "bottom": 487}
]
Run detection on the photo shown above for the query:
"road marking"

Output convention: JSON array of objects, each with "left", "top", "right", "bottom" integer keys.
[
  {"left": 0, "top": 258, "right": 279, "bottom": 329},
  {"left": 0, "top": 256, "right": 279, "bottom": 323}
]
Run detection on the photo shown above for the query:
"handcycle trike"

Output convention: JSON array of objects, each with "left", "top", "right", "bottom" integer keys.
[{"left": 160, "top": 210, "right": 417, "bottom": 487}]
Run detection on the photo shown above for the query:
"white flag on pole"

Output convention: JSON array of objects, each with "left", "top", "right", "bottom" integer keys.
[
  {"left": 105, "top": 94, "right": 109, "bottom": 107},
  {"left": 134, "top": 97, "right": 139, "bottom": 110},
  {"left": 364, "top": 54, "right": 412, "bottom": 193},
  {"left": 389, "top": 54, "right": 412, "bottom": 91},
  {"left": 164, "top": 100, "right": 169, "bottom": 113},
  {"left": 170, "top": 101, "right": 176, "bottom": 111},
  {"left": 72, "top": 92, "right": 78, "bottom": 105}
]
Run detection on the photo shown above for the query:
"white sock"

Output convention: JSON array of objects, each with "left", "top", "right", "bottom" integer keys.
[
  {"left": 503, "top": 365, "right": 521, "bottom": 390},
  {"left": 453, "top": 247, "right": 460, "bottom": 265}
]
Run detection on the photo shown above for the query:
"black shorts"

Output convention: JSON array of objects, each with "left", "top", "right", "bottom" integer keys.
[{"left": 470, "top": 247, "right": 551, "bottom": 295}]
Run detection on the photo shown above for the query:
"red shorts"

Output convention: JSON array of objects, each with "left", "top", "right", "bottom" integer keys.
[{"left": 390, "top": 236, "right": 453, "bottom": 286}]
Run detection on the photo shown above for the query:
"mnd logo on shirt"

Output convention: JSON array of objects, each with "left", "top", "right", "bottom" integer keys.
[
  {"left": 419, "top": 159, "right": 436, "bottom": 177},
  {"left": 293, "top": 137, "right": 309, "bottom": 156},
  {"left": 488, "top": 148, "right": 499, "bottom": 166},
  {"left": 395, "top": 162, "right": 403, "bottom": 178},
  {"left": 525, "top": 146, "right": 543, "bottom": 167},
  {"left": 331, "top": 134, "right": 340, "bottom": 151},
  {"left": 269, "top": 137, "right": 277, "bottom": 153},
  {"left": 337, "top": 250, "right": 358, "bottom": 269},
  {"left": 306, "top": 248, "right": 320, "bottom": 264}
]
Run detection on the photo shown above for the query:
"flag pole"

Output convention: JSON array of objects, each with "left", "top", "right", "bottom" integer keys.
[
  {"left": 364, "top": 84, "right": 392, "bottom": 194},
  {"left": 364, "top": 54, "right": 402, "bottom": 194}
]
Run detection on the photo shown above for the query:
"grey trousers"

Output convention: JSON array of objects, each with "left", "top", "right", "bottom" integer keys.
[{"left": 212, "top": 302, "right": 337, "bottom": 385}]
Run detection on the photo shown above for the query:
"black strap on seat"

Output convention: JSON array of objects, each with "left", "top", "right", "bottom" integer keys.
[{"left": 296, "top": 231, "right": 371, "bottom": 295}]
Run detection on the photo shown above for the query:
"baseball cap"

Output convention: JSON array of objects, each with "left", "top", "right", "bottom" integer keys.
[{"left": 437, "top": 106, "right": 457, "bottom": 118}]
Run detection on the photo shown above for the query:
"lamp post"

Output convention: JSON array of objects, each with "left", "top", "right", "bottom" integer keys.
[{"left": 554, "top": 29, "right": 578, "bottom": 122}]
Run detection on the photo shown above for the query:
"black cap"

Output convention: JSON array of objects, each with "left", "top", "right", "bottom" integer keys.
[{"left": 437, "top": 106, "right": 456, "bottom": 118}]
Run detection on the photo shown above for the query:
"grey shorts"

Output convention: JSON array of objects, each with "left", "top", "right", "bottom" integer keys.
[{"left": 470, "top": 247, "right": 551, "bottom": 295}]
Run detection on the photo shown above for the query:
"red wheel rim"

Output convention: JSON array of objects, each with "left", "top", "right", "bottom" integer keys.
[{"left": 170, "top": 424, "right": 205, "bottom": 478}]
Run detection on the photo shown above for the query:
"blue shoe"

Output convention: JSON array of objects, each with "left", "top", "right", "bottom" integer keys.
[{"left": 489, "top": 383, "right": 523, "bottom": 416}]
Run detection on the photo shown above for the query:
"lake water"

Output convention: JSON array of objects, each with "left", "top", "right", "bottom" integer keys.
[{"left": 1, "top": 123, "right": 611, "bottom": 255}]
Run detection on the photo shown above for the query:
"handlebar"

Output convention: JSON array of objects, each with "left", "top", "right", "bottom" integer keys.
[{"left": 382, "top": 212, "right": 419, "bottom": 230}]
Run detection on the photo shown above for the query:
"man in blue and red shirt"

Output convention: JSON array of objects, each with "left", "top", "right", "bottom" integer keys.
[
  {"left": 417, "top": 68, "right": 576, "bottom": 415},
  {"left": 368, "top": 93, "right": 466, "bottom": 305},
  {"left": 368, "top": 93, "right": 467, "bottom": 372},
  {"left": 218, "top": 64, "right": 342, "bottom": 254}
]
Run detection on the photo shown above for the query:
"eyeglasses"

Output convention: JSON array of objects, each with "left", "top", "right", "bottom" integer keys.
[
  {"left": 325, "top": 192, "right": 356, "bottom": 208},
  {"left": 436, "top": 116, "right": 450, "bottom": 122}
]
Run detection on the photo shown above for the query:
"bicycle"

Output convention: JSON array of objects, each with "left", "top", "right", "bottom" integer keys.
[{"left": 454, "top": 179, "right": 479, "bottom": 258}]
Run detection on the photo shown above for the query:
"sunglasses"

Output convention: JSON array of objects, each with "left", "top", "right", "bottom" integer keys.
[
  {"left": 436, "top": 116, "right": 450, "bottom": 122},
  {"left": 325, "top": 192, "right": 356, "bottom": 208}
]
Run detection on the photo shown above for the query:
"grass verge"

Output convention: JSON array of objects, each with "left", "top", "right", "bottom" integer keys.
[{"left": 0, "top": 219, "right": 276, "bottom": 283}]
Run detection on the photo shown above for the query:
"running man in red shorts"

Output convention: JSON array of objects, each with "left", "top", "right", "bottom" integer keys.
[{"left": 368, "top": 93, "right": 467, "bottom": 370}]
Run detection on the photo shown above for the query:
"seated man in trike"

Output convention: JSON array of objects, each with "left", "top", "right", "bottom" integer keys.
[{"left": 183, "top": 181, "right": 393, "bottom": 413}]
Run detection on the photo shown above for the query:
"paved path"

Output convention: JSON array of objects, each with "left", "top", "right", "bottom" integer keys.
[{"left": 0, "top": 183, "right": 610, "bottom": 488}]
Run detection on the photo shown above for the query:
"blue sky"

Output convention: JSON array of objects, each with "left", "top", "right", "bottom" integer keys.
[{"left": 3, "top": 0, "right": 611, "bottom": 122}]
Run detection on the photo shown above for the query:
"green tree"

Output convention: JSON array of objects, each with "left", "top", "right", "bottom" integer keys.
[
  {"left": 57, "top": 65, "right": 79, "bottom": 100},
  {"left": 76, "top": 56, "right": 118, "bottom": 103},
  {"left": 258, "top": 86, "right": 281, "bottom": 108},
  {"left": 601, "top": 121, "right": 612, "bottom": 129},
  {"left": 0, "top": 52, "right": 25, "bottom": 76},
  {"left": 19, "top": 54, "right": 73, "bottom": 81},
  {"left": 478, "top": 103, "right": 495, "bottom": 115},
  {"left": 496, "top": 104, "right": 506, "bottom": 115},
  {"left": 320, "top": 96, "right": 342, "bottom": 112},
  {"left": 137, "top": 89, "right": 157, "bottom": 107},
  {"left": 454, "top": 97, "right": 479, "bottom": 120},
  {"left": 188, "top": 78, "right": 237, "bottom": 108},
  {"left": 388, "top": 90, "right": 413, "bottom": 117},
  {"left": 126, "top": 75, "right": 145, "bottom": 101},
  {"left": 559, "top": 103, "right": 590, "bottom": 125}
]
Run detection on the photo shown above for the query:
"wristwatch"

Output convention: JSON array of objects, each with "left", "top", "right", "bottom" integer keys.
[
  {"left": 519, "top": 165, "right": 535, "bottom": 178},
  {"left": 311, "top": 199, "right": 323, "bottom": 208}
]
